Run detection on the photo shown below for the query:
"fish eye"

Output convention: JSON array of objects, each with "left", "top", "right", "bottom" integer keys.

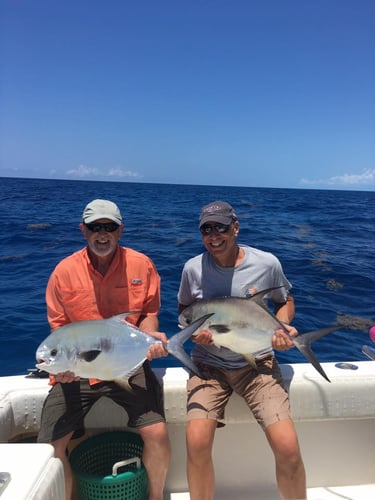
[{"left": 50, "top": 348, "right": 58, "bottom": 356}]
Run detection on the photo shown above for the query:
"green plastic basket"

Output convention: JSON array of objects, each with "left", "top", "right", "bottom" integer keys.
[{"left": 70, "top": 431, "right": 148, "bottom": 500}]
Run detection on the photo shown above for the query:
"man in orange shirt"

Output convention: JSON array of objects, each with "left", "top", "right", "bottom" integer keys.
[{"left": 38, "top": 199, "right": 170, "bottom": 500}]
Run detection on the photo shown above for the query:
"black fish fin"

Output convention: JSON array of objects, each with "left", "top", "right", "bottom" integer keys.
[
  {"left": 78, "top": 350, "right": 101, "bottom": 362},
  {"left": 167, "top": 314, "right": 214, "bottom": 378},
  {"left": 293, "top": 326, "right": 341, "bottom": 382}
]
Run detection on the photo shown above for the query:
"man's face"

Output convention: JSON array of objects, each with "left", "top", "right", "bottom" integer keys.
[
  {"left": 80, "top": 219, "right": 124, "bottom": 258},
  {"left": 200, "top": 220, "right": 239, "bottom": 260}
]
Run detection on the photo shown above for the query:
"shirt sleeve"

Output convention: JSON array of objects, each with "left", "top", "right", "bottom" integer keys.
[
  {"left": 141, "top": 258, "right": 161, "bottom": 316},
  {"left": 45, "top": 271, "right": 70, "bottom": 330},
  {"left": 177, "top": 258, "right": 201, "bottom": 306},
  {"left": 269, "top": 255, "right": 292, "bottom": 303},
  {"left": 177, "top": 264, "right": 191, "bottom": 306}
]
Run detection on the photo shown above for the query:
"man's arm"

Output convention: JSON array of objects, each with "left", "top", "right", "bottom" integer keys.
[
  {"left": 138, "top": 314, "right": 159, "bottom": 332},
  {"left": 274, "top": 295, "right": 295, "bottom": 324},
  {"left": 138, "top": 315, "right": 169, "bottom": 360},
  {"left": 272, "top": 295, "right": 298, "bottom": 351}
]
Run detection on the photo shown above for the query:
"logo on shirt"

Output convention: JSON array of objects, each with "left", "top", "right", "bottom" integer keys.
[
  {"left": 131, "top": 279, "right": 143, "bottom": 285},
  {"left": 243, "top": 285, "right": 257, "bottom": 298}
]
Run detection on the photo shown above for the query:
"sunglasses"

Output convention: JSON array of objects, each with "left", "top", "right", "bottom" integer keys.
[
  {"left": 84, "top": 222, "right": 120, "bottom": 233},
  {"left": 200, "top": 223, "right": 231, "bottom": 235}
]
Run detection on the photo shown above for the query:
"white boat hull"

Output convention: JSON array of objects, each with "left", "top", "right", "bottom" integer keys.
[{"left": 0, "top": 361, "right": 375, "bottom": 499}]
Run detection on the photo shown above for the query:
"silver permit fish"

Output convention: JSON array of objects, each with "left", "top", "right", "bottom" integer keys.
[
  {"left": 179, "top": 290, "right": 341, "bottom": 382},
  {"left": 36, "top": 313, "right": 212, "bottom": 387},
  {"left": 362, "top": 345, "right": 375, "bottom": 361}
]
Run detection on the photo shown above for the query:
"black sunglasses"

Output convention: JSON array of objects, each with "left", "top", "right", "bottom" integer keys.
[
  {"left": 200, "top": 223, "right": 231, "bottom": 235},
  {"left": 84, "top": 222, "right": 120, "bottom": 233}
]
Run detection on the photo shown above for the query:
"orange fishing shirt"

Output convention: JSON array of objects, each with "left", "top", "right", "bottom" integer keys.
[{"left": 45, "top": 245, "right": 161, "bottom": 385}]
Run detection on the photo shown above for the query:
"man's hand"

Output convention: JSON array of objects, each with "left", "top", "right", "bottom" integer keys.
[
  {"left": 146, "top": 332, "right": 169, "bottom": 360},
  {"left": 192, "top": 329, "right": 214, "bottom": 345},
  {"left": 272, "top": 324, "right": 298, "bottom": 351},
  {"left": 54, "top": 371, "right": 80, "bottom": 383}
]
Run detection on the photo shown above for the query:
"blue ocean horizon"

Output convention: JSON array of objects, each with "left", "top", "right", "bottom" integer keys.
[{"left": 1, "top": 176, "right": 374, "bottom": 376}]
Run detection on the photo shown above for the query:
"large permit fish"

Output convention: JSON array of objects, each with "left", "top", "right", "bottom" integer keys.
[
  {"left": 36, "top": 313, "right": 211, "bottom": 387},
  {"left": 179, "top": 290, "right": 340, "bottom": 382}
]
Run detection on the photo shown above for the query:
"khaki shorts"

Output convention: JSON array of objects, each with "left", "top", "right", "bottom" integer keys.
[
  {"left": 38, "top": 361, "right": 165, "bottom": 443},
  {"left": 187, "top": 355, "right": 290, "bottom": 430}
]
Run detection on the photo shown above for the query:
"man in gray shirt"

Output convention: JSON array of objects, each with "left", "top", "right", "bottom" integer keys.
[{"left": 178, "top": 201, "right": 306, "bottom": 500}]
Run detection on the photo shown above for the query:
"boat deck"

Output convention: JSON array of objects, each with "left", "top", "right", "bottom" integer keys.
[
  {"left": 171, "top": 486, "right": 375, "bottom": 499},
  {"left": 0, "top": 361, "right": 374, "bottom": 499}
]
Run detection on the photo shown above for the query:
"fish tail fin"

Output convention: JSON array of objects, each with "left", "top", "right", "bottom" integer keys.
[
  {"left": 167, "top": 314, "right": 213, "bottom": 378},
  {"left": 293, "top": 326, "right": 341, "bottom": 382},
  {"left": 362, "top": 345, "right": 375, "bottom": 361}
]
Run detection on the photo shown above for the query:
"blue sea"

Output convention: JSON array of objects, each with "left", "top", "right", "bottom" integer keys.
[{"left": 1, "top": 177, "right": 374, "bottom": 377}]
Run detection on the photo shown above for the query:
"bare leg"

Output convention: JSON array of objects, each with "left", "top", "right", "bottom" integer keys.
[
  {"left": 265, "top": 419, "right": 306, "bottom": 500},
  {"left": 186, "top": 419, "right": 217, "bottom": 500},
  {"left": 139, "top": 422, "right": 171, "bottom": 500},
  {"left": 51, "top": 432, "right": 74, "bottom": 500}
]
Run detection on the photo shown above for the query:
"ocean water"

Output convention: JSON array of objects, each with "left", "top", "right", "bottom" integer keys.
[{"left": 1, "top": 177, "right": 374, "bottom": 377}]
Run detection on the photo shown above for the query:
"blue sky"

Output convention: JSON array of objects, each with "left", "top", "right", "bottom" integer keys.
[{"left": 1, "top": 0, "right": 374, "bottom": 190}]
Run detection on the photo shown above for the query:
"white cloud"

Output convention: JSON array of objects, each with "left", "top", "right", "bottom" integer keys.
[
  {"left": 65, "top": 164, "right": 143, "bottom": 180},
  {"left": 300, "top": 168, "right": 375, "bottom": 187},
  {"left": 108, "top": 167, "right": 143, "bottom": 179},
  {"left": 66, "top": 164, "right": 100, "bottom": 177}
]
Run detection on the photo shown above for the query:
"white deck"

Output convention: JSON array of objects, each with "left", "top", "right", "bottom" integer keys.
[
  {"left": 0, "top": 443, "right": 65, "bottom": 500},
  {"left": 0, "top": 361, "right": 374, "bottom": 499}
]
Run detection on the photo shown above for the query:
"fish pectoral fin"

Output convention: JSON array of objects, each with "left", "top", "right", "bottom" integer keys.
[
  {"left": 209, "top": 324, "right": 231, "bottom": 334},
  {"left": 242, "top": 354, "right": 258, "bottom": 370},
  {"left": 78, "top": 350, "right": 102, "bottom": 362}
]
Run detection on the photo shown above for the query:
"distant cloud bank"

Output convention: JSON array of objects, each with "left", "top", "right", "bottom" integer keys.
[
  {"left": 300, "top": 168, "right": 375, "bottom": 188},
  {"left": 65, "top": 164, "right": 143, "bottom": 180}
]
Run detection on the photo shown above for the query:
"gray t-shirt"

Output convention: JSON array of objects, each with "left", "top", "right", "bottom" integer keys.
[{"left": 177, "top": 245, "right": 292, "bottom": 369}]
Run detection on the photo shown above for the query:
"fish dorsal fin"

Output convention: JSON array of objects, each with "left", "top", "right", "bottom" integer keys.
[
  {"left": 241, "top": 285, "right": 284, "bottom": 305},
  {"left": 111, "top": 311, "right": 142, "bottom": 322},
  {"left": 78, "top": 350, "right": 101, "bottom": 362}
]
